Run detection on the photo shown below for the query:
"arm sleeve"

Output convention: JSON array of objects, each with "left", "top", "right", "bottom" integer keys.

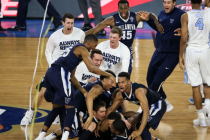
[
  {"left": 75, "top": 63, "right": 88, "bottom": 84},
  {"left": 45, "top": 35, "right": 56, "bottom": 66},
  {"left": 121, "top": 47, "right": 130, "bottom": 72},
  {"left": 80, "top": 31, "right": 85, "bottom": 43},
  {"left": 146, "top": 12, "right": 158, "bottom": 31}
]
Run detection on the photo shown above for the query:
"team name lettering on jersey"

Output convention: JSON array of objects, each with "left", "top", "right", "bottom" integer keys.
[
  {"left": 59, "top": 40, "right": 80, "bottom": 50},
  {"left": 82, "top": 74, "right": 99, "bottom": 80},
  {"left": 195, "top": 13, "right": 203, "bottom": 18},
  {"left": 102, "top": 52, "right": 121, "bottom": 65},
  {"left": 118, "top": 24, "right": 136, "bottom": 30}
]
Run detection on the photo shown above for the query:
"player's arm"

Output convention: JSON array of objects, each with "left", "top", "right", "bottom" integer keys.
[
  {"left": 129, "top": 88, "right": 149, "bottom": 140},
  {"left": 85, "top": 84, "right": 104, "bottom": 128},
  {"left": 71, "top": 68, "right": 88, "bottom": 96},
  {"left": 85, "top": 16, "right": 115, "bottom": 35},
  {"left": 179, "top": 13, "right": 188, "bottom": 70},
  {"left": 80, "top": 47, "right": 116, "bottom": 85},
  {"left": 145, "top": 13, "right": 164, "bottom": 34},
  {"left": 45, "top": 35, "right": 56, "bottom": 66},
  {"left": 136, "top": 11, "right": 149, "bottom": 23},
  {"left": 105, "top": 91, "right": 124, "bottom": 118}
]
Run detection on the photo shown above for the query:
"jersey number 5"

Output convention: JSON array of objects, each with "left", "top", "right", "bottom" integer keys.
[
  {"left": 195, "top": 18, "right": 204, "bottom": 30},
  {"left": 122, "top": 31, "right": 132, "bottom": 40}
]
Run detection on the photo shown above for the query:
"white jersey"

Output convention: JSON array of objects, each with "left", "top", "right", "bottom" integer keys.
[
  {"left": 207, "top": 8, "right": 210, "bottom": 47},
  {"left": 45, "top": 27, "right": 85, "bottom": 66},
  {"left": 75, "top": 62, "right": 104, "bottom": 84},
  {"left": 187, "top": 10, "right": 209, "bottom": 48},
  {"left": 96, "top": 40, "right": 130, "bottom": 77}
]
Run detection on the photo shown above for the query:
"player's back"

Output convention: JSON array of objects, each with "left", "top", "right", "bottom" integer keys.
[{"left": 187, "top": 10, "right": 209, "bottom": 48}]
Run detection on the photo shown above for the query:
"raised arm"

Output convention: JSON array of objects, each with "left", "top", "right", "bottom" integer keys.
[
  {"left": 129, "top": 88, "right": 149, "bottom": 140},
  {"left": 145, "top": 12, "right": 164, "bottom": 34},
  {"left": 85, "top": 16, "right": 115, "bottom": 35},
  {"left": 105, "top": 91, "right": 124, "bottom": 118},
  {"left": 45, "top": 36, "right": 56, "bottom": 66},
  {"left": 85, "top": 84, "right": 103, "bottom": 129},
  {"left": 179, "top": 13, "right": 188, "bottom": 70}
]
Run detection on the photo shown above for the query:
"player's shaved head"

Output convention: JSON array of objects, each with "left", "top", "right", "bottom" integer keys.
[{"left": 191, "top": 0, "right": 202, "bottom": 4}]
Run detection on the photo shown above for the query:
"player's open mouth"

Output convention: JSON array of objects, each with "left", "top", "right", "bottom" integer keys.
[
  {"left": 119, "top": 87, "right": 124, "bottom": 92},
  {"left": 67, "top": 28, "right": 71, "bottom": 31}
]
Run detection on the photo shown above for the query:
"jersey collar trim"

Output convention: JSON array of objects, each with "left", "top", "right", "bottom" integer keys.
[
  {"left": 93, "top": 116, "right": 98, "bottom": 123},
  {"left": 116, "top": 130, "right": 128, "bottom": 138},
  {"left": 123, "top": 83, "right": 132, "bottom": 99},
  {"left": 118, "top": 11, "right": 130, "bottom": 23}
]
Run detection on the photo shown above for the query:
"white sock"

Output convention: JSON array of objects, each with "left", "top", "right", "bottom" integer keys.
[
  {"left": 197, "top": 109, "right": 205, "bottom": 120},
  {"left": 37, "top": 131, "right": 46, "bottom": 139},
  {"left": 61, "top": 131, "right": 69, "bottom": 140},
  {"left": 204, "top": 99, "right": 210, "bottom": 106}
]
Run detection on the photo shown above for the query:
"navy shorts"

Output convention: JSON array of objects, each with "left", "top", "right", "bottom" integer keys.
[
  {"left": 45, "top": 65, "right": 75, "bottom": 106},
  {"left": 36, "top": 76, "right": 46, "bottom": 92},
  {"left": 138, "top": 98, "right": 166, "bottom": 130}
]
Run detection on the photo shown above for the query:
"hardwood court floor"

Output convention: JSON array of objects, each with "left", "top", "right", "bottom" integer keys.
[{"left": 0, "top": 37, "right": 210, "bottom": 140}]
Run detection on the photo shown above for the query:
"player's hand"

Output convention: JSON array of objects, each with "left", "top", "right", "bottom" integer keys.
[
  {"left": 137, "top": 11, "right": 149, "bottom": 21},
  {"left": 94, "top": 121, "right": 102, "bottom": 137},
  {"left": 109, "top": 75, "right": 116, "bottom": 87},
  {"left": 174, "top": 28, "right": 181, "bottom": 36},
  {"left": 123, "top": 119, "right": 131, "bottom": 130},
  {"left": 88, "top": 77, "right": 97, "bottom": 83},
  {"left": 84, "top": 117, "right": 93, "bottom": 129},
  {"left": 129, "top": 130, "right": 141, "bottom": 140},
  {"left": 156, "top": 23, "right": 164, "bottom": 34},
  {"left": 179, "top": 56, "right": 184, "bottom": 70},
  {"left": 83, "top": 92, "right": 88, "bottom": 98},
  {"left": 88, "top": 122, "right": 96, "bottom": 132}
]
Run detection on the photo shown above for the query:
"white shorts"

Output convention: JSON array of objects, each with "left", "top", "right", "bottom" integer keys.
[{"left": 185, "top": 47, "right": 210, "bottom": 86}]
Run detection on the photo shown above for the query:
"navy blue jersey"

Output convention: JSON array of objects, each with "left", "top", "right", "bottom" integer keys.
[
  {"left": 146, "top": 7, "right": 185, "bottom": 53},
  {"left": 112, "top": 128, "right": 133, "bottom": 140},
  {"left": 113, "top": 12, "right": 137, "bottom": 49},
  {"left": 121, "top": 82, "right": 161, "bottom": 106},
  {"left": 75, "top": 80, "right": 112, "bottom": 112},
  {"left": 53, "top": 43, "right": 84, "bottom": 72}
]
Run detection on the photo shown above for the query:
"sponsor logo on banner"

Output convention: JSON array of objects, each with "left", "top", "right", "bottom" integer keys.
[{"left": 176, "top": 0, "right": 207, "bottom": 12}]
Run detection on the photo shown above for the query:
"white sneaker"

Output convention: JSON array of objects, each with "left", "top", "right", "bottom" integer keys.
[
  {"left": 52, "top": 115, "right": 59, "bottom": 126},
  {"left": 203, "top": 105, "right": 210, "bottom": 116},
  {"left": 165, "top": 99, "right": 173, "bottom": 112},
  {"left": 20, "top": 110, "right": 34, "bottom": 126},
  {"left": 44, "top": 132, "right": 57, "bottom": 140},
  {"left": 205, "top": 116, "right": 210, "bottom": 126},
  {"left": 193, "top": 118, "right": 207, "bottom": 127},
  {"left": 35, "top": 131, "right": 46, "bottom": 140}
]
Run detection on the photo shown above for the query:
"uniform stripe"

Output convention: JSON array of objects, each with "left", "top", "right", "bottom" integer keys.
[
  {"left": 61, "top": 67, "right": 69, "bottom": 97},
  {"left": 157, "top": 81, "right": 164, "bottom": 92},
  {"left": 151, "top": 100, "right": 162, "bottom": 116},
  {"left": 67, "top": 72, "right": 71, "bottom": 97}
]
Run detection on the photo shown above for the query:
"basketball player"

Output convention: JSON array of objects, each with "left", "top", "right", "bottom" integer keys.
[
  {"left": 145, "top": 0, "right": 185, "bottom": 112},
  {"left": 75, "top": 49, "right": 103, "bottom": 85},
  {"left": 44, "top": 99, "right": 107, "bottom": 140},
  {"left": 96, "top": 26, "right": 130, "bottom": 77},
  {"left": 35, "top": 34, "right": 116, "bottom": 140},
  {"left": 106, "top": 72, "right": 166, "bottom": 140},
  {"left": 21, "top": 13, "right": 85, "bottom": 126},
  {"left": 179, "top": 0, "right": 210, "bottom": 126},
  {"left": 175, "top": 0, "right": 210, "bottom": 106},
  {"left": 20, "top": 13, "right": 85, "bottom": 126},
  {"left": 85, "top": 0, "right": 150, "bottom": 74}
]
